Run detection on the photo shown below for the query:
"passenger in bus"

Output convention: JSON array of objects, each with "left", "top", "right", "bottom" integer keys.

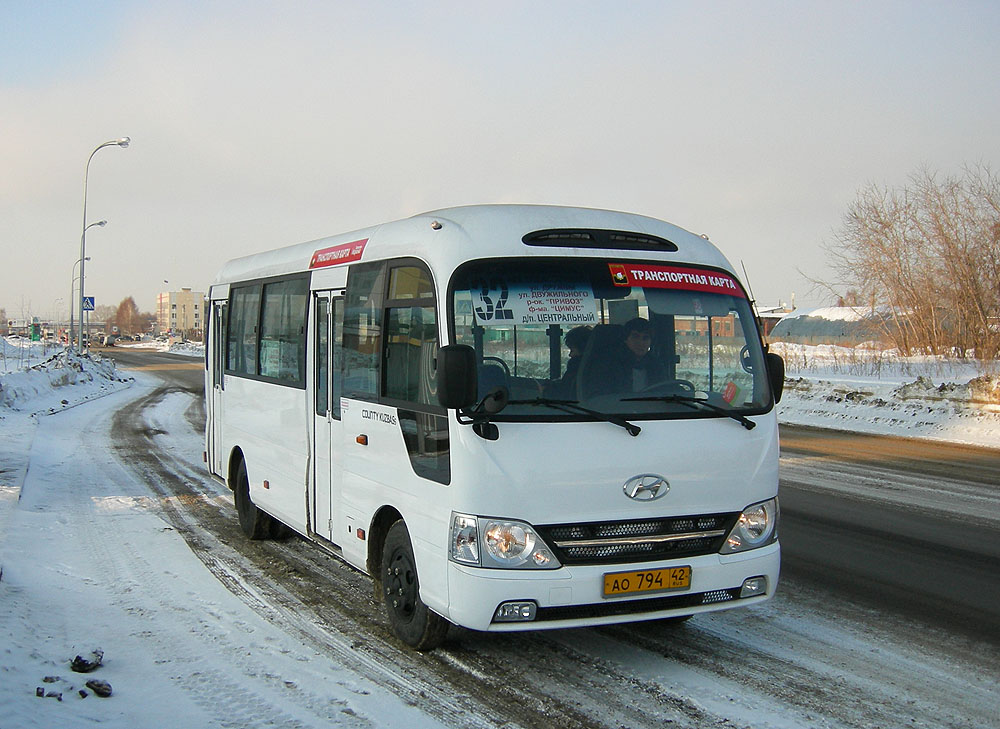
[
  {"left": 620, "top": 317, "right": 666, "bottom": 391},
  {"left": 578, "top": 318, "right": 666, "bottom": 398},
  {"left": 544, "top": 325, "right": 591, "bottom": 399}
]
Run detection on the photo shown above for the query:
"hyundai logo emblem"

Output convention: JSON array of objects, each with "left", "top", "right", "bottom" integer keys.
[{"left": 623, "top": 474, "right": 670, "bottom": 501}]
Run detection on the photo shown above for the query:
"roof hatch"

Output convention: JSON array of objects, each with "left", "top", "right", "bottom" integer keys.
[{"left": 522, "top": 228, "right": 679, "bottom": 252}]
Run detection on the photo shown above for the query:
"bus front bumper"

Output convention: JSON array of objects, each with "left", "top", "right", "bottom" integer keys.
[{"left": 444, "top": 542, "right": 780, "bottom": 632}]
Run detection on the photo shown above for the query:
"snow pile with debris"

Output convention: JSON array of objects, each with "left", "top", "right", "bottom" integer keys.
[
  {"left": 165, "top": 341, "right": 204, "bottom": 358},
  {"left": 773, "top": 342, "right": 1000, "bottom": 448},
  {"left": 0, "top": 345, "right": 133, "bottom": 414},
  {"left": 114, "top": 338, "right": 204, "bottom": 358}
]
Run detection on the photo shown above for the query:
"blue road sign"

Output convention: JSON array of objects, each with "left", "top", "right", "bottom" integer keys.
[{"left": 83, "top": 296, "right": 95, "bottom": 311}]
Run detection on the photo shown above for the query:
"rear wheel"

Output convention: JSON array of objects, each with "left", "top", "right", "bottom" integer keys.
[
  {"left": 381, "top": 520, "right": 449, "bottom": 650},
  {"left": 233, "top": 459, "right": 275, "bottom": 540}
]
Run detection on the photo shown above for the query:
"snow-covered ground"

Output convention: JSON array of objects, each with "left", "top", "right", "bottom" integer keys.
[
  {"left": 0, "top": 342, "right": 448, "bottom": 728},
  {"left": 1, "top": 337, "right": 997, "bottom": 727},
  {"left": 772, "top": 341, "right": 1000, "bottom": 449}
]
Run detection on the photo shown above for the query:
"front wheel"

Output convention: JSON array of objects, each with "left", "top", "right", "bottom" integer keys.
[{"left": 381, "top": 520, "right": 449, "bottom": 650}]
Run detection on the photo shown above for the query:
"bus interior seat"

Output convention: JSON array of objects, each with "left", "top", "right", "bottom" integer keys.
[{"left": 576, "top": 324, "right": 624, "bottom": 399}]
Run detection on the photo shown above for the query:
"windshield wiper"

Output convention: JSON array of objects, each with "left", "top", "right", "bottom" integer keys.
[
  {"left": 506, "top": 398, "right": 641, "bottom": 437},
  {"left": 621, "top": 393, "right": 756, "bottom": 430}
]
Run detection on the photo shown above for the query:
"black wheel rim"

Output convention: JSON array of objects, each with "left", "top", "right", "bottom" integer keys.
[{"left": 385, "top": 547, "right": 418, "bottom": 622}]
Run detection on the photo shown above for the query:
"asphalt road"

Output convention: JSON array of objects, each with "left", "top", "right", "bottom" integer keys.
[
  {"left": 778, "top": 425, "right": 1000, "bottom": 643},
  {"left": 108, "top": 347, "right": 1000, "bottom": 643}
]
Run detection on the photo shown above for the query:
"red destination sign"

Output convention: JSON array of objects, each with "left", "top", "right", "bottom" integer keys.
[
  {"left": 309, "top": 238, "right": 368, "bottom": 269},
  {"left": 608, "top": 263, "right": 744, "bottom": 298}
]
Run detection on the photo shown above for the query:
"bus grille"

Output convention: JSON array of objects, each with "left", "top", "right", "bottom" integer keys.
[{"left": 536, "top": 513, "right": 738, "bottom": 565}]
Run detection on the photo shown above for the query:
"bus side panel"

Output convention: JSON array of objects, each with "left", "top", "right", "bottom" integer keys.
[
  {"left": 224, "top": 376, "right": 310, "bottom": 533},
  {"left": 339, "top": 399, "right": 451, "bottom": 617}
]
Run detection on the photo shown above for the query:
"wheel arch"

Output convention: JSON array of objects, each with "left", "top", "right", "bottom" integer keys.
[
  {"left": 367, "top": 505, "right": 404, "bottom": 594},
  {"left": 226, "top": 447, "right": 246, "bottom": 492}
]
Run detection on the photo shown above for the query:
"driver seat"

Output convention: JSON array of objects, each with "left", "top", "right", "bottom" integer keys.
[{"left": 576, "top": 324, "right": 625, "bottom": 400}]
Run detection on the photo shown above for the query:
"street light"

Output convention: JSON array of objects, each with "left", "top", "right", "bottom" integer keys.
[
  {"left": 78, "top": 137, "right": 129, "bottom": 352},
  {"left": 69, "top": 254, "right": 92, "bottom": 349}
]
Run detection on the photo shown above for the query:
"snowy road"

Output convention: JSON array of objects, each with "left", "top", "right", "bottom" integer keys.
[{"left": 1, "top": 351, "right": 997, "bottom": 728}]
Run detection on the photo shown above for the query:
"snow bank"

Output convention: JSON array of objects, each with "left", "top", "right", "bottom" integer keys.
[
  {"left": 115, "top": 339, "right": 204, "bottom": 358},
  {"left": 774, "top": 342, "right": 1000, "bottom": 449},
  {"left": 769, "top": 341, "right": 986, "bottom": 383},
  {"left": 166, "top": 342, "right": 205, "bottom": 358},
  {"left": 0, "top": 348, "right": 133, "bottom": 415}
]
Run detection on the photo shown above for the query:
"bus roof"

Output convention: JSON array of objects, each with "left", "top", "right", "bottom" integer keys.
[{"left": 211, "top": 204, "right": 737, "bottom": 287}]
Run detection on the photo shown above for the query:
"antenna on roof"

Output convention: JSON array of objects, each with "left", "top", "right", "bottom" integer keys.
[
  {"left": 740, "top": 260, "right": 768, "bottom": 346},
  {"left": 740, "top": 260, "right": 757, "bottom": 307}
]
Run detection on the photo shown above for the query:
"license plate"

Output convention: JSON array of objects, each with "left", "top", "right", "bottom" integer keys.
[{"left": 603, "top": 566, "right": 691, "bottom": 597}]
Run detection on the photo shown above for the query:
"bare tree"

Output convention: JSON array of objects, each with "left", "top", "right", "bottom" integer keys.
[
  {"left": 115, "top": 297, "right": 141, "bottom": 337},
  {"left": 137, "top": 311, "right": 156, "bottom": 336},
  {"left": 94, "top": 304, "right": 117, "bottom": 328},
  {"left": 827, "top": 165, "right": 1000, "bottom": 360}
]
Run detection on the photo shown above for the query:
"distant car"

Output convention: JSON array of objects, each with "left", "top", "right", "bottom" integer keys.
[{"left": 101, "top": 334, "right": 118, "bottom": 346}]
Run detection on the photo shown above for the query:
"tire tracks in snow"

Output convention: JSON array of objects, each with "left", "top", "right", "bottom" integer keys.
[
  {"left": 109, "top": 381, "right": 1000, "bottom": 729},
  {"left": 112, "top": 384, "right": 757, "bottom": 729}
]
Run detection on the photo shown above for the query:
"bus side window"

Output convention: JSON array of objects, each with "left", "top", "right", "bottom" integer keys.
[
  {"left": 226, "top": 284, "right": 261, "bottom": 376},
  {"left": 384, "top": 305, "right": 437, "bottom": 403},
  {"left": 343, "top": 263, "right": 386, "bottom": 400},
  {"left": 384, "top": 265, "right": 437, "bottom": 404},
  {"left": 259, "top": 278, "right": 309, "bottom": 384},
  {"left": 383, "top": 263, "right": 449, "bottom": 484}
]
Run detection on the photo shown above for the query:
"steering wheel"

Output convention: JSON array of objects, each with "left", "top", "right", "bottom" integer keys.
[
  {"left": 483, "top": 356, "right": 511, "bottom": 376},
  {"left": 640, "top": 378, "right": 696, "bottom": 394},
  {"left": 740, "top": 345, "right": 754, "bottom": 373}
]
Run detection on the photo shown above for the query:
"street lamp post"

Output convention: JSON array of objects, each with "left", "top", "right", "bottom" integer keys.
[
  {"left": 69, "top": 255, "right": 92, "bottom": 349},
  {"left": 78, "top": 137, "right": 129, "bottom": 352}
]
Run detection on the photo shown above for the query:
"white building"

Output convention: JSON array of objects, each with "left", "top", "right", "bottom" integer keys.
[{"left": 157, "top": 288, "right": 204, "bottom": 339}]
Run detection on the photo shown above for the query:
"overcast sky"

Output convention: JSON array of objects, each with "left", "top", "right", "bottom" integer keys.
[{"left": 2, "top": 0, "right": 998, "bottom": 322}]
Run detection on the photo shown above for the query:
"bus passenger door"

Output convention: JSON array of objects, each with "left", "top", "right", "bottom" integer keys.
[
  {"left": 209, "top": 300, "right": 226, "bottom": 477},
  {"left": 313, "top": 292, "right": 344, "bottom": 543}
]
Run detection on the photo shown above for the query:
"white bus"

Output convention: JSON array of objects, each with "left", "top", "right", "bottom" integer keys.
[{"left": 205, "top": 205, "right": 785, "bottom": 650}]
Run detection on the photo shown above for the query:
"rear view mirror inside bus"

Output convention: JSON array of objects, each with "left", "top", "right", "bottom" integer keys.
[{"left": 437, "top": 344, "right": 478, "bottom": 409}]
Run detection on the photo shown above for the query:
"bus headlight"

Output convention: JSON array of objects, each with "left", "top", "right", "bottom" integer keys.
[
  {"left": 720, "top": 498, "right": 779, "bottom": 554},
  {"left": 450, "top": 513, "right": 560, "bottom": 569}
]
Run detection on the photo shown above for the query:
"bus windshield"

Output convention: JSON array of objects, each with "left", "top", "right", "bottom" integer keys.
[{"left": 451, "top": 258, "right": 772, "bottom": 421}]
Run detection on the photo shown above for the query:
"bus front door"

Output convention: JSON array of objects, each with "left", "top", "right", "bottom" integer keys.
[
  {"left": 209, "top": 301, "right": 226, "bottom": 477},
  {"left": 312, "top": 292, "right": 344, "bottom": 543}
]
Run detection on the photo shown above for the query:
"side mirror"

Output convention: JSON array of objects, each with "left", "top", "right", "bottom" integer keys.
[
  {"left": 766, "top": 352, "right": 785, "bottom": 404},
  {"left": 437, "top": 344, "right": 478, "bottom": 409}
]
